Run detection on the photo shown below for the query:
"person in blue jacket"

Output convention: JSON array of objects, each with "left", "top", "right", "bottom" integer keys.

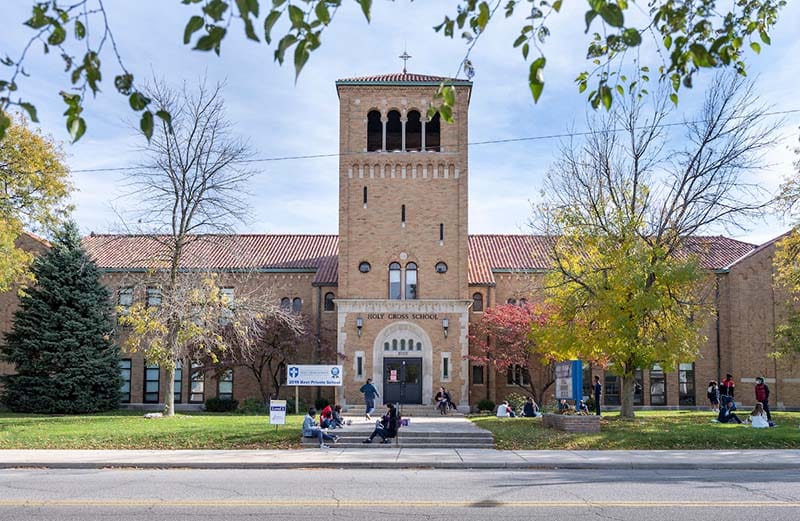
[{"left": 359, "top": 378, "right": 380, "bottom": 420}]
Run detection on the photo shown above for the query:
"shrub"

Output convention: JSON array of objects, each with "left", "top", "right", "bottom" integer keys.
[
  {"left": 314, "top": 397, "right": 330, "bottom": 410},
  {"left": 506, "top": 392, "right": 527, "bottom": 414},
  {"left": 238, "top": 397, "right": 267, "bottom": 414},
  {"left": 477, "top": 399, "right": 495, "bottom": 412},
  {"left": 204, "top": 397, "right": 239, "bottom": 412}
]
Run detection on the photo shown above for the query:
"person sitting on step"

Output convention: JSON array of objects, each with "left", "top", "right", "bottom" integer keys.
[
  {"left": 363, "top": 403, "right": 399, "bottom": 444},
  {"left": 435, "top": 387, "right": 452, "bottom": 415},
  {"left": 302, "top": 407, "right": 338, "bottom": 449}
]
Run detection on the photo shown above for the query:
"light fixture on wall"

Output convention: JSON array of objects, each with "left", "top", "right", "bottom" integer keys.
[
  {"left": 442, "top": 318, "right": 449, "bottom": 338},
  {"left": 356, "top": 316, "right": 363, "bottom": 337}
]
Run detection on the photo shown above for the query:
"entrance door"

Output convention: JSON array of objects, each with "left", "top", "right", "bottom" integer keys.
[{"left": 383, "top": 357, "right": 422, "bottom": 404}]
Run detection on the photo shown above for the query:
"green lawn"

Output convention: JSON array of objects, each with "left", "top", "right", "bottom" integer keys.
[
  {"left": 470, "top": 411, "right": 800, "bottom": 450},
  {"left": 0, "top": 410, "right": 303, "bottom": 449}
]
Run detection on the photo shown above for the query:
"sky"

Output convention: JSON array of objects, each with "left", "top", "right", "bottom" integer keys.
[{"left": 2, "top": 1, "right": 799, "bottom": 245}]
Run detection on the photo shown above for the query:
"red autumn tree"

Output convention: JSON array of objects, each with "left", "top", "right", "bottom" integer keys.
[{"left": 468, "top": 302, "right": 555, "bottom": 405}]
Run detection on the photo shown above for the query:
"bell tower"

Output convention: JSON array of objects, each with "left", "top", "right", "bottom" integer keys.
[{"left": 334, "top": 70, "right": 473, "bottom": 409}]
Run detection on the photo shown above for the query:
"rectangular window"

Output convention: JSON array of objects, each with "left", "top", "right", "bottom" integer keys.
[
  {"left": 472, "top": 364, "right": 484, "bottom": 385},
  {"left": 506, "top": 364, "right": 530, "bottom": 386},
  {"left": 119, "top": 359, "right": 132, "bottom": 403},
  {"left": 219, "top": 287, "right": 234, "bottom": 325},
  {"left": 679, "top": 363, "right": 696, "bottom": 406},
  {"left": 174, "top": 361, "right": 183, "bottom": 404},
  {"left": 118, "top": 287, "right": 133, "bottom": 316},
  {"left": 218, "top": 369, "right": 234, "bottom": 400},
  {"left": 401, "top": 204, "right": 406, "bottom": 224},
  {"left": 356, "top": 355, "right": 364, "bottom": 379},
  {"left": 190, "top": 363, "right": 205, "bottom": 403},
  {"left": 389, "top": 269, "right": 402, "bottom": 300},
  {"left": 439, "top": 223, "right": 444, "bottom": 242},
  {"left": 146, "top": 287, "right": 161, "bottom": 308},
  {"left": 604, "top": 374, "right": 621, "bottom": 406},
  {"left": 650, "top": 364, "right": 666, "bottom": 406},
  {"left": 363, "top": 186, "right": 368, "bottom": 206},
  {"left": 144, "top": 364, "right": 160, "bottom": 403},
  {"left": 442, "top": 353, "right": 450, "bottom": 381}
]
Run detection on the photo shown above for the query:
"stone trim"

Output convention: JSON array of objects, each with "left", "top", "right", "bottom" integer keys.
[{"left": 335, "top": 299, "right": 472, "bottom": 314}]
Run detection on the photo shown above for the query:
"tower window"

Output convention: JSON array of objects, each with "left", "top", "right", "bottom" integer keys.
[
  {"left": 389, "top": 262, "right": 402, "bottom": 300},
  {"left": 324, "top": 292, "right": 335, "bottom": 312},
  {"left": 426, "top": 112, "right": 441, "bottom": 152},
  {"left": 435, "top": 262, "right": 448, "bottom": 274},
  {"left": 363, "top": 186, "right": 368, "bottom": 206},
  {"left": 359, "top": 261, "right": 371, "bottom": 273},
  {"left": 406, "top": 110, "right": 422, "bottom": 151},
  {"left": 401, "top": 204, "right": 406, "bottom": 225},
  {"left": 280, "top": 297, "right": 291, "bottom": 311},
  {"left": 472, "top": 292, "right": 484, "bottom": 312},
  {"left": 292, "top": 297, "right": 302, "bottom": 313},
  {"left": 386, "top": 110, "right": 402, "bottom": 151},
  {"left": 367, "top": 110, "right": 382, "bottom": 151},
  {"left": 405, "top": 262, "right": 418, "bottom": 300},
  {"left": 439, "top": 223, "right": 444, "bottom": 242}
]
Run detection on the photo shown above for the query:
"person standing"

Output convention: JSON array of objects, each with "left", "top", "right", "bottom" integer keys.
[
  {"left": 707, "top": 381, "right": 720, "bottom": 413},
  {"left": 593, "top": 376, "right": 602, "bottom": 416},
  {"left": 719, "top": 373, "right": 735, "bottom": 407},
  {"left": 359, "top": 378, "right": 380, "bottom": 420},
  {"left": 754, "top": 377, "right": 771, "bottom": 421}
]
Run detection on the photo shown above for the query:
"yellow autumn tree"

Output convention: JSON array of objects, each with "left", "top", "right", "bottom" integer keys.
[
  {"left": 773, "top": 131, "right": 800, "bottom": 357},
  {"left": 0, "top": 113, "right": 72, "bottom": 291}
]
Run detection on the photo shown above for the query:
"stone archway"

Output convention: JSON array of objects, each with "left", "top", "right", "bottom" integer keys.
[{"left": 372, "top": 321, "right": 434, "bottom": 404}]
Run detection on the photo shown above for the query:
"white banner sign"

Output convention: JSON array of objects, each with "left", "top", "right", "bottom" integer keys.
[
  {"left": 286, "top": 365, "right": 343, "bottom": 386},
  {"left": 554, "top": 361, "right": 573, "bottom": 400},
  {"left": 269, "top": 400, "right": 287, "bottom": 425}
]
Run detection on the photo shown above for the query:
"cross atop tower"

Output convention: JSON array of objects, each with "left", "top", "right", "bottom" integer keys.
[{"left": 399, "top": 51, "right": 412, "bottom": 74}]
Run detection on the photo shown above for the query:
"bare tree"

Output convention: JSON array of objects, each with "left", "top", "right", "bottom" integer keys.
[
  {"left": 534, "top": 73, "right": 779, "bottom": 418},
  {"left": 120, "top": 78, "right": 254, "bottom": 416}
]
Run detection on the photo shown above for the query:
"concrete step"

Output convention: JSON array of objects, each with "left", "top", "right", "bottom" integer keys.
[
  {"left": 301, "top": 438, "right": 495, "bottom": 449},
  {"left": 317, "top": 431, "right": 493, "bottom": 439},
  {"left": 345, "top": 406, "right": 464, "bottom": 417}
]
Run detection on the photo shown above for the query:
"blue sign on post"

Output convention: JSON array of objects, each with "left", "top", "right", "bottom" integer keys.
[{"left": 554, "top": 360, "right": 583, "bottom": 402}]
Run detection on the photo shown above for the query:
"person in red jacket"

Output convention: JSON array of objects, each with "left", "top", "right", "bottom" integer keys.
[
  {"left": 754, "top": 377, "right": 771, "bottom": 421},
  {"left": 319, "top": 404, "right": 334, "bottom": 429},
  {"left": 719, "top": 374, "right": 735, "bottom": 407}
]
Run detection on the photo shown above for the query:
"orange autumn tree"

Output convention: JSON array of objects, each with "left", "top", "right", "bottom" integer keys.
[{"left": 468, "top": 302, "right": 555, "bottom": 405}]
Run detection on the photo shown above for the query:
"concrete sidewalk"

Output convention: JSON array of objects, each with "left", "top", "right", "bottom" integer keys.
[{"left": 1, "top": 448, "right": 799, "bottom": 470}]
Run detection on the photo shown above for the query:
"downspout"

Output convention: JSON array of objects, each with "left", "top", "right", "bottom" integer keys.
[
  {"left": 316, "top": 285, "right": 322, "bottom": 401},
  {"left": 770, "top": 262, "right": 779, "bottom": 407},
  {"left": 715, "top": 274, "right": 722, "bottom": 384}
]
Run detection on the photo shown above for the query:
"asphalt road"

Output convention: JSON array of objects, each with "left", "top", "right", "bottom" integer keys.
[{"left": 1, "top": 467, "right": 798, "bottom": 520}]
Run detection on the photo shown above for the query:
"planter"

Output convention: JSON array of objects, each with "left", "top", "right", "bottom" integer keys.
[{"left": 542, "top": 413, "right": 601, "bottom": 433}]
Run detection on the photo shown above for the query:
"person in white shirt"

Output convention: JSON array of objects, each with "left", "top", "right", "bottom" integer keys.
[
  {"left": 496, "top": 400, "right": 514, "bottom": 418},
  {"left": 749, "top": 402, "right": 770, "bottom": 428}
]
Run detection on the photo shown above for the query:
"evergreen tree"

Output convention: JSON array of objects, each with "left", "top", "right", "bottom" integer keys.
[{"left": 1, "top": 221, "right": 121, "bottom": 413}]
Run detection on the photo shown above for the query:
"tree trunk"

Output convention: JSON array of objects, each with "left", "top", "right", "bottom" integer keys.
[
  {"left": 164, "top": 365, "right": 176, "bottom": 416},
  {"left": 620, "top": 373, "right": 636, "bottom": 418}
]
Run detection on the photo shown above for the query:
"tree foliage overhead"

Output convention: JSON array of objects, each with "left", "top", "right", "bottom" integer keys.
[
  {"left": 0, "top": 1, "right": 786, "bottom": 140},
  {"left": 0, "top": 113, "right": 71, "bottom": 292},
  {"left": 534, "top": 73, "right": 777, "bottom": 418},
  {"left": 1, "top": 221, "right": 121, "bottom": 413}
]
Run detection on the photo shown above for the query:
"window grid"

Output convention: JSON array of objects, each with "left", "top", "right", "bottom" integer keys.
[
  {"left": 218, "top": 369, "right": 234, "bottom": 401},
  {"left": 143, "top": 365, "right": 160, "bottom": 403},
  {"left": 119, "top": 359, "right": 132, "bottom": 403},
  {"left": 190, "top": 364, "right": 205, "bottom": 403},
  {"left": 174, "top": 362, "right": 183, "bottom": 404}
]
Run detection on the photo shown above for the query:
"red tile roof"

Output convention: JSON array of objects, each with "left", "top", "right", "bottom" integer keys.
[
  {"left": 82, "top": 234, "right": 339, "bottom": 285},
  {"left": 336, "top": 73, "right": 471, "bottom": 85},
  {"left": 83, "top": 234, "right": 754, "bottom": 287}
]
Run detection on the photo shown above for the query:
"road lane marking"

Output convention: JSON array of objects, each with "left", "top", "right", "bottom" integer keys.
[{"left": 0, "top": 500, "right": 798, "bottom": 508}]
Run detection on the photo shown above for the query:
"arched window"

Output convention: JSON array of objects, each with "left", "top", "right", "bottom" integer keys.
[
  {"left": 280, "top": 297, "right": 290, "bottom": 311},
  {"left": 406, "top": 110, "right": 422, "bottom": 151},
  {"left": 507, "top": 298, "right": 517, "bottom": 305},
  {"left": 359, "top": 261, "right": 371, "bottom": 273},
  {"left": 400, "top": 339, "right": 406, "bottom": 351},
  {"left": 292, "top": 297, "right": 302, "bottom": 313},
  {"left": 472, "top": 292, "right": 484, "bottom": 312},
  {"left": 386, "top": 110, "right": 402, "bottom": 151},
  {"left": 425, "top": 112, "right": 440, "bottom": 151},
  {"left": 392, "top": 339, "right": 398, "bottom": 351},
  {"left": 389, "top": 262, "right": 402, "bottom": 299},
  {"left": 367, "top": 110, "right": 382, "bottom": 151},
  {"left": 435, "top": 261, "right": 448, "bottom": 274},
  {"left": 324, "top": 292, "right": 335, "bottom": 312},
  {"left": 405, "top": 262, "right": 418, "bottom": 300}
]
